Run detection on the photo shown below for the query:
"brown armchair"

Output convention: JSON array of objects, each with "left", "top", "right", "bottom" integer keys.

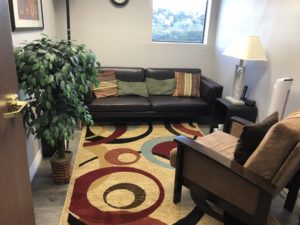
[{"left": 170, "top": 110, "right": 300, "bottom": 225}]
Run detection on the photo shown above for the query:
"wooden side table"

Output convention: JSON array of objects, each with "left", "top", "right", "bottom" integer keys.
[{"left": 210, "top": 98, "right": 257, "bottom": 133}]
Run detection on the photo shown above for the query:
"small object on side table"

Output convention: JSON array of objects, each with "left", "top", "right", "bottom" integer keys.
[{"left": 210, "top": 98, "right": 257, "bottom": 133}]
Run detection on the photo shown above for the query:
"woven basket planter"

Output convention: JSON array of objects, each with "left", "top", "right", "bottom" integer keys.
[{"left": 50, "top": 151, "right": 73, "bottom": 184}]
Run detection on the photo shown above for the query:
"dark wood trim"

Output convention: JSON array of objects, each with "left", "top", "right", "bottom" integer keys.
[
  {"left": 174, "top": 135, "right": 277, "bottom": 195},
  {"left": 183, "top": 178, "right": 272, "bottom": 225},
  {"left": 9, "top": 0, "right": 44, "bottom": 31},
  {"left": 250, "top": 190, "right": 272, "bottom": 225},
  {"left": 284, "top": 169, "right": 300, "bottom": 211},
  {"left": 173, "top": 142, "right": 185, "bottom": 203},
  {"left": 0, "top": 0, "right": 36, "bottom": 224},
  {"left": 184, "top": 178, "right": 254, "bottom": 223},
  {"left": 173, "top": 136, "right": 275, "bottom": 225},
  {"left": 230, "top": 116, "right": 255, "bottom": 126},
  {"left": 66, "top": 0, "right": 71, "bottom": 42}
]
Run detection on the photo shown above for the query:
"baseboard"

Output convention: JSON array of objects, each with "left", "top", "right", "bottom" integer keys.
[{"left": 29, "top": 149, "right": 43, "bottom": 182}]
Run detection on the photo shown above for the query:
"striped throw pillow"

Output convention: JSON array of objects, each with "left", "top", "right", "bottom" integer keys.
[
  {"left": 173, "top": 72, "right": 201, "bottom": 97},
  {"left": 93, "top": 70, "right": 117, "bottom": 98}
]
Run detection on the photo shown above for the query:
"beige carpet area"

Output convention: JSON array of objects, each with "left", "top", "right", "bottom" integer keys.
[{"left": 59, "top": 122, "right": 280, "bottom": 225}]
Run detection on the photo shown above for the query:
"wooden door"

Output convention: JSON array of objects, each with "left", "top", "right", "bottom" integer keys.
[{"left": 0, "top": 0, "right": 36, "bottom": 224}]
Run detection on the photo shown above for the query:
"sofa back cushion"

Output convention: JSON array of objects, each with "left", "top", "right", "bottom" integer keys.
[
  {"left": 244, "top": 110, "right": 300, "bottom": 181},
  {"left": 100, "top": 67, "right": 145, "bottom": 82},
  {"left": 146, "top": 68, "right": 201, "bottom": 80}
]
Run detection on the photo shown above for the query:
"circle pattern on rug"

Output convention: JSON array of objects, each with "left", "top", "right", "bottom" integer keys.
[
  {"left": 140, "top": 136, "right": 175, "bottom": 169},
  {"left": 104, "top": 148, "right": 141, "bottom": 165},
  {"left": 164, "top": 122, "right": 203, "bottom": 137},
  {"left": 103, "top": 183, "right": 146, "bottom": 209},
  {"left": 84, "top": 123, "right": 153, "bottom": 146},
  {"left": 69, "top": 167, "right": 164, "bottom": 224}
]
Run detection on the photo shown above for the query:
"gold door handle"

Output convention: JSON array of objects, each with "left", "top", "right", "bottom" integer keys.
[{"left": 3, "top": 94, "right": 29, "bottom": 119}]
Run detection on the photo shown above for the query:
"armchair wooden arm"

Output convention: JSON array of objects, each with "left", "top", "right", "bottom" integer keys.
[
  {"left": 229, "top": 116, "right": 255, "bottom": 137},
  {"left": 173, "top": 135, "right": 277, "bottom": 225},
  {"left": 231, "top": 116, "right": 255, "bottom": 126}
]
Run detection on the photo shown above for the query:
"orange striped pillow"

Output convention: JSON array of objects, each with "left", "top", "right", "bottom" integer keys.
[
  {"left": 173, "top": 72, "right": 200, "bottom": 97},
  {"left": 92, "top": 71, "right": 117, "bottom": 98}
]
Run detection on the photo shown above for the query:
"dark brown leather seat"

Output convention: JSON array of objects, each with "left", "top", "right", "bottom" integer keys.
[
  {"left": 88, "top": 96, "right": 151, "bottom": 112},
  {"left": 150, "top": 96, "right": 211, "bottom": 112}
]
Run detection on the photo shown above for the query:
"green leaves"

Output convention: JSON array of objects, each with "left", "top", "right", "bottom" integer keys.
[
  {"left": 32, "top": 62, "right": 40, "bottom": 71},
  {"left": 46, "top": 101, "right": 51, "bottom": 109},
  {"left": 14, "top": 35, "right": 100, "bottom": 156}
]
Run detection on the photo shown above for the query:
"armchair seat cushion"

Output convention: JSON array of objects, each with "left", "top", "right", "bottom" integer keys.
[
  {"left": 195, "top": 131, "right": 238, "bottom": 159},
  {"left": 150, "top": 96, "right": 210, "bottom": 112},
  {"left": 170, "top": 131, "right": 238, "bottom": 167}
]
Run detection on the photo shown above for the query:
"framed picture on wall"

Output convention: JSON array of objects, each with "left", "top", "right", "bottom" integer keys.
[{"left": 9, "top": 0, "right": 44, "bottom": 31}]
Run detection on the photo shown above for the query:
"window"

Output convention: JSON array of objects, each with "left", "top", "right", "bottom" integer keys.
[{"left": 152, "top": 0, "right": 209, "bottom": 43}]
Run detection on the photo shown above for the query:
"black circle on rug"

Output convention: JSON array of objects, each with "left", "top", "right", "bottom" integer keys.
[
  {"left": 69, "top": 167, "right": 165, "bottom": 224},
  {"left": 103, "top": 183, "right": 146, "bottom": 209}
]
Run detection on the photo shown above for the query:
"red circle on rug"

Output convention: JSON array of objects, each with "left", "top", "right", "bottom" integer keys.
[
  {"left": 69, "top": 167, "right": 165, "bottom": 224},
  {"left": 104, "top": 148, "right": 141, "bottom": 165},
  {"left": 152, "top": 141, "right": 177, "bottom": 159}
]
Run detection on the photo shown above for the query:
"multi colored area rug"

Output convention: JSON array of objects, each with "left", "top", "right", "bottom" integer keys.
[{"left": 59, "top": 122, "right": 280, "bottom": 225}]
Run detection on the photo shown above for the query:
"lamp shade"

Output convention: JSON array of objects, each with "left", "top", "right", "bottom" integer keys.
[{"left": 223, "top": 35, "right": 267, "bottom": 61}]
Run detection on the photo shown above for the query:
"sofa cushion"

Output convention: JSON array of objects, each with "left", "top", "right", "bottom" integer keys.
[
  {"left": 196, "top": 131, "right": 238, "bottom": 160},
  {"left": 173, "top": 72, "right": 201, "bottom": 97},
  {"left": 245, "top": 110, "right": 300, "bottom": 181},
  {"left": 100, "top": 67, "right": 145, "bottom": 82},
  {"left": 146, "top": 68, "right": 201, "bottom": 80},
  {"left": 149, "top": 96, "right": 210, "bottom": 112},
  {"left": 170, "top": 131, "right": 238, "bottom": 168},
  {"left": 93, "top": 70, "right": 117, "bottom": 98},
  {"left": 88, "top": 96, "right": 151, "bottom": 112},
  {"left": 234, "top": 111, "right": 278, "bottom": 165},
  {"left": 146, "top": 78, "right": 175, "bottom": 95},
  {"left": 117, "top": 80, "right": 149, "bottom": 97}
]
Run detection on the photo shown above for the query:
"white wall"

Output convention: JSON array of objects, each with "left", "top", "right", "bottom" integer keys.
[
  {"left": 214, "top": 0, "right": 300, "bottom": 120},
  {"left": 54, "top": 0, "right": 220, "bottom": 77},
  {"left": 12, "top": 0, "right": 57, "bottom": 46},
  {"left": 11, "top": 0, "right": 57, "bottom": 179}
]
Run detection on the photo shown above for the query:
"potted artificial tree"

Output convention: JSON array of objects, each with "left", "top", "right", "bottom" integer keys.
[{"left": 14, "top": 36, "right": 99, "bottom": 184}]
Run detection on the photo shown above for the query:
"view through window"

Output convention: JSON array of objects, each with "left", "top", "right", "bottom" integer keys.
[{"left": 152, "top": 0, "right": 208, "bottom": 43}]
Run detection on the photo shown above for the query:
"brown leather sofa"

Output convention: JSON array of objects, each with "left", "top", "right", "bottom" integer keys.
[{"left": 85, "top": 67, "right": 223, "bottom": 121}]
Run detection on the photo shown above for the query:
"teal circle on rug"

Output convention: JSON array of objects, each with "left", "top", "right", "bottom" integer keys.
[{"left": 140, "top": 136, "right": 175, "bottom": 169}]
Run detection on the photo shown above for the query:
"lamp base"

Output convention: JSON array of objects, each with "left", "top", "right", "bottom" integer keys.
[{"left": 225, "top": 96, "right": 245, "bottom": 105}]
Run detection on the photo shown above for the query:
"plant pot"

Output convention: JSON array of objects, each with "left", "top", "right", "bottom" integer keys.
[
  {"left": 41, "top": 138, "right": 56, "bottom": 158},
  {"left": 50, "top": 151, "right": 73, "bottom": 184}
]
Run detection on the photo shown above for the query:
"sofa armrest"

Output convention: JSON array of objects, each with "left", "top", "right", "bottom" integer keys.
[
  {"left": 200, "top": 75, "right": 223, "bottom": 104},
  {"left": 84, "top": 87, "right": 94, "bottom": 104}
]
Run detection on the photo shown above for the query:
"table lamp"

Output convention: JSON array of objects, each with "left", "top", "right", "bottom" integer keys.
[{"left": 223, "top": 35, "right": 267, "bottom": 105}]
